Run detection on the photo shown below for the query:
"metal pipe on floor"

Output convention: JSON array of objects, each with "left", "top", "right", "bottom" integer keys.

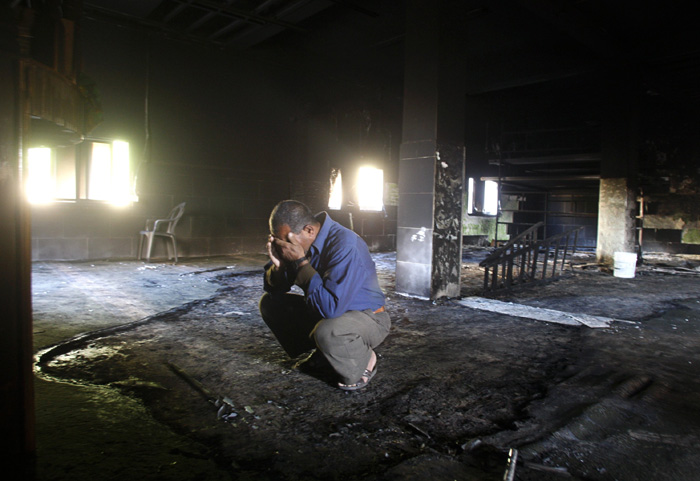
[{"left": 503, "top": 448, "right": 518, "bottom": 481}]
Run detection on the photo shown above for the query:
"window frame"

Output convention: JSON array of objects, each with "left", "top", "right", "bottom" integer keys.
[
  {"left": 26, "top": 138, "right": 136, "bottom": 205},
  {"left": 357, "top": 166, "right": 384, "bottom": 212}
]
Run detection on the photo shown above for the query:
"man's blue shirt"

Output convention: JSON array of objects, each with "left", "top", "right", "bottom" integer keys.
[{"left": 264, "top": 212, "right": 385, "bottom": 319}]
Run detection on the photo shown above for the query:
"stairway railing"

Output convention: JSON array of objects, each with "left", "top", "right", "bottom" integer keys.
[{"left": 479, "top": 223, "right": 583, "bottom": 292}]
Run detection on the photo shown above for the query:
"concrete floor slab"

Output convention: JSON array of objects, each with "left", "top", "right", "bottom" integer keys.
[{"left": 27, "top": 251, "right": 700, "bottom": 481}]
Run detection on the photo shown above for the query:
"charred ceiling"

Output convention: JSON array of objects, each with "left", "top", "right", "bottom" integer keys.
[
  {"left": 9, "top": 0, "right": 700, "bottom": 198},
  {"left": 62, "top": 0, "right": 700, "bottom": 108},
  {"left": 77, "top": 0, "right": 384, "bottom": 49}
]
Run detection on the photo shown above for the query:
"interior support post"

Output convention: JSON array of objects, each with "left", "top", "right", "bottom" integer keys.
[
  {"left": 0, "top": 11, "right": 36, "bottom": 465},
  {"left": 396, "top": 0, "right": 466, "bottom": 299},
  {"left": 596, "top": 81, "right": 640, "bottom": 265}
]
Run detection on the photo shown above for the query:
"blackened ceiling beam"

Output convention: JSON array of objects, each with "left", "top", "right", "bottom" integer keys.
[
  {"left": 488, "top": 153, "right": 601, "bottom": 165},
  {"left": 82, "top": 2, "right": 225, "bottom": 47},
  {"left": 162, "top": 0, "right": 193, "bottom": 23},
  {"left": 82, "top": 0, "right": 317, "bottom": 49},
  {"left": 222, "top": 0, "right": 333, "bottom": 48},
  {"left": 203, "top": 0, "right": 293, "bottom": 41},
  {"left": 326, "top": 0, "right": 378, "bottom": 17},
  {"left": 186, "top": 0, "right": 307, "bottom": 32},
  {"left": 481, "top": 175, "right": 600, "bottom": 181}
]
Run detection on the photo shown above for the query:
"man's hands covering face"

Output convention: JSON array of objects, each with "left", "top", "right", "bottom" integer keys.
[{"left": 267, "top": 232, "right": 306, "bottom": 268}]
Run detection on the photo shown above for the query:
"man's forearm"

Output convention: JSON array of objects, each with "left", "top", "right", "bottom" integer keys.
[
  {"left": 265, "top": 264, "right": 291, "bottom": 291},
  {"left": 293, "top": 262, "right": 316, "bottom": 291}
]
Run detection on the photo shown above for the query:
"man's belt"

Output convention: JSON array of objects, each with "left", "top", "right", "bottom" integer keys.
[{"left": 373, "top": 306, "right": 385, "bottom": 314}]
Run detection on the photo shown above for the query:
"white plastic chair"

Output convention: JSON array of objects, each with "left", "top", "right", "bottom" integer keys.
[{"left": 138, "top": 202, "right": 186, "bottom": 262}]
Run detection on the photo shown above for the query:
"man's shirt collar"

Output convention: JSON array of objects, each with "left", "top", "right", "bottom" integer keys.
[{"left": 310, "top": 211, "right": 331, "bottom": 257}]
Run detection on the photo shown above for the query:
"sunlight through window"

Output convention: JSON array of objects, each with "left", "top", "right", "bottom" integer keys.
[
  {"left": 27, "top": 148, "right": 54, "bottom": 204},
  {"left": 110, "top": 140, "right": 132, "bottom": 206},
  {"left": 88, "top": 140, "right": 133, "bottom": 205},
  {"left": 88, "top": 142, "right": 112, "bottom": 201},
  {"left": 357, "top": 166, "right": 383, "bottom": 211},
  {"left": 483, "top": 180, "right": 499, "bottom": 215},
  {"left": 26, "top": 140, "right": 134, "bottom": 205},
  {"left": 467, "top": 177, "right": 474, "bottom": 214},
  {"left": 328, "top": 168, "right": 342, "bottom": 210}
]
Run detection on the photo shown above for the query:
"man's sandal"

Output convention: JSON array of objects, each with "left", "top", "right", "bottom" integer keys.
[{"left": 338, "top": 365, "right": 377, "bottom": 391}]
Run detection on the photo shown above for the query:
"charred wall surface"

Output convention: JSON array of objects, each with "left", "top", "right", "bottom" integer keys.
[
  {"left": 639, "top": 98, "right": 700, "bottom": 254},
  {"left": 29, "top": 13, "right": 402, "bottom": 261}
]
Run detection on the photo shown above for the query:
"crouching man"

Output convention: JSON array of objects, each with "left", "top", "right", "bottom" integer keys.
[{"left": 259, "top": 200, "right": 390, "bottom": 390}]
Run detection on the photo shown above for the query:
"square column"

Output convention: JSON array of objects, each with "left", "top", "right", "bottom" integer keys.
[
  {"left": 596, "top": 83, "right": 639, "bottom": 264},
  {"left": 396, "top": 0, "right": 466, "bottom": 299},
  {"left": 397, "top": 142, "right": 464, "bottom": 298},
  {"left": 0, "top": 35, "right": 35, "bottom": 459},
  {"left": 597, "top": 178, "right": 637, "bottom": 264}
]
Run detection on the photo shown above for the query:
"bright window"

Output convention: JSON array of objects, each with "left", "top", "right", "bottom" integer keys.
[
  {"left": 357, "top": 166, "right": 383, "bottom": 211},
  {"left": 26, "top": 140, "right": 134, "bottom": 205},
  {"left": 27, "top": 147, "right": 54, "bottom": 203},
  {"left": 111, "top": 141, "right": 131, "bottom": 204},
  {"left": 88, "top": 142, "right": 112, "bottom": 200},
  {"left": 87, "top": 140, "right": 132, "bottom": 204},
  {"left": 483, "top": 180, "right": 499, "bottom": 215},
  {"left": 467, "top": 177, "right": 475, "bottom": 214},
  {"left": 328, "top": 168, "right": 342, "bottom": 210}
]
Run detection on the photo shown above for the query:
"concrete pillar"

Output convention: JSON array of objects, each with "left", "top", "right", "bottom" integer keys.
[
  {"left": 0, "top": 6, "right": 35, "bottom": 462},
  {"left": 597, "top": 178, "right": 637, "bottom": 263},
  {"left": 596, "top": 84, "right": 639, "bottom": 264},
  {"left": 396, "top": 0, "right": 465, "bottom": 299}
]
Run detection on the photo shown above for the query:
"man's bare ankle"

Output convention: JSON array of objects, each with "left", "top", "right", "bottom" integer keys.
[{"left": 367, "top": 350, "right": 377, "bottom": 372}]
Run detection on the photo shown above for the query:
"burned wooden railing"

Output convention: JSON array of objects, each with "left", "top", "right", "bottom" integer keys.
[
  {"left": 479, "top": 223, "right": 584, "bottom": 292},
  {"left": 479, "top": 222, "right": 542, "bottom": 291}
]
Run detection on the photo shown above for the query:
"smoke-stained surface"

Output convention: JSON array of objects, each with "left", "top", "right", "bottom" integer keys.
[
  {"left": 431, "top": 143, "right": 465, "bottom": 299},
  {"left": 32, "top": 252, "right": 700, "bottom": 480}
]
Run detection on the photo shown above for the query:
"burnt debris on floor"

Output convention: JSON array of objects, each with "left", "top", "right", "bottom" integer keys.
[{"left": 31, "top": 251, "right": 700, "bottom": 481}]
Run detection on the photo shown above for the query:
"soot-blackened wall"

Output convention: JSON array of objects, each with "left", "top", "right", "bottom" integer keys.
[{"left": 31, "top": 16, "right": 401, "bottom": 260}]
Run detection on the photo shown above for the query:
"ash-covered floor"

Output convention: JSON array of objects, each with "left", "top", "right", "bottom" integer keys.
[{"left": 27, "top": 250, "right": 700, "bottom": 481}]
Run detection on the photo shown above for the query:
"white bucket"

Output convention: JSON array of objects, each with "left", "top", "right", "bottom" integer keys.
[{"left": 614, "top": 252, "right": 637, "bottom": 278}]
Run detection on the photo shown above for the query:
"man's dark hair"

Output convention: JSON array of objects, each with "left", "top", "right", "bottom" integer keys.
[{"left": 269, "top": 200, "right": 316, "bottom": 235}]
